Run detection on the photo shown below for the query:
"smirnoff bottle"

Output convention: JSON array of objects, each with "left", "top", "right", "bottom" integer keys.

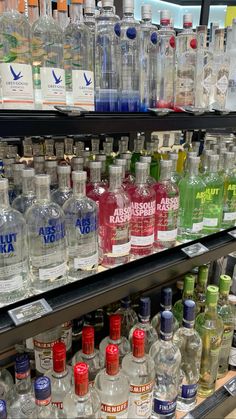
[
  {"left": 115, "top": 296, "right": 138, "bottom": 339},
  {"left": 26, "top": 174, "right": 68, "bottom": 293},
  {"left": 12, "top": 168, "right": 36, "bottom": 214},
  {"left": 95, "top": 0, "right": 120, "bottom": 111},
  {"left": 95, "top": 345, "right": 130, "bottom": 419},
  {"left": 151, "top": 287, "right": 179, "bottom": 337},
  {"left": 129, "top": 298, "right": 158, "bottom": 353},
  {"left": 154, "top": 160, "right": 179, "bottom": 250},
  {"left": 222, "top": 152, "right": 236, "bottom": 228},
  {"left": 99, "top": 314, "right": 131, "bottom": 368},
  {"left": 129, "top": 162, "right": 155, "bottom": 257},
  {"left": 99, "top": 165, "right": 131, "bottom": 268},
  {"left": 86, "top": 161, "right": 107, "bottom": 207},
  {"left": 213, "top": 28, "right": 230, "bottom": 111},
  {"left": 0, "top": 0, "right": 34, "bottom": 109},
  {"left": 174, "top": 14, "right": 197, "bottom": 109},
  {"left": 122, "top": 329, "right": 155, "bottom": 419},
  {"left": 195, "top": 25, "right": 214, "bottom": 110},
  {"left": 63, "top": 171, "right": 98, "bottom": 281},
  {"left": 33, "top": 326, "right": 62, "bottom": 375},
  {"left": 32, "top": 0, "right": 66, "bottom": 110},
  {"left": 51, "top": 165, "right": 72, "bottom": 207}
]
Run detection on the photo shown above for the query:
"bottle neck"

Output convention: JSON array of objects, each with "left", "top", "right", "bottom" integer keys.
[
  {"left": 135, "top": 170, "right": 147, "bottom": 185},
  {"left": 160, "top": 166, "right": 171, "bottom": 181},
  {"left": 208, "top": 161, "right": 218, "bottom": 173},
  {"left": 183, "top": 290, "right": 193, "bottom": 300},
  {"left": 28, "top": 5, "right": 39, "bottom": 24},
  {"left": 205, "top": 302, "right": 218, "bottom": 318},
  {"left": 0, "top": 189, "right": 9, "bottom": 208},
  {"left": 218, "top": 291, "right": 229, "bottom": 306},
  {"left": 90, "top": 168, "right": 101, "bottom": 183},
  {"left": 15, "top": 370, "right": 31, "bottom": 395},
  {"left": 22, "top": 177, "right": 35, "bottom": 196},
  {"left": 73, "top": 180, "right": 86, "bottom": 198},
  {"left": 6, "top": 0, "right": 18, "bottom": 11},
  {"left": 160, "top": 303, "right": 172, "bottom": 312},
  {"left": 40, "top": 0, "right": 52, "bottom": 17},
  {"left": 139, "top": 315, "right": 150, "bottom": 324},
  {"left": 189, "top": 162, "right": 199, "bottom": 176},
  {"left": 36, "top": 184, "right": 50, "bottom": 201},
  {"left": 109, "top": 175, "right": 122, "bottom": 191},
  {"left": 58, "top": 173, "right": 71, "bottom": 190},
  {"left": 58, "top": 10, "right": 68, "bottom": 29},
  {"left": 70, "top": 3, "right": 83, "bottom": 23}
]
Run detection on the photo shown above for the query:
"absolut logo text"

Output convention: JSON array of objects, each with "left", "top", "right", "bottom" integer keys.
[
  {"left": 109, "top": 207, "right": 132, "bottom": 224},
  {"left": 38, "top": 222, "right": 65, "bottom": 244},
  {"left": 0, "top": 233, "right": 17, "bottom": 253},
  {"left": 156, "top": 197, "right": 179, "bottom": 211},
  {"left": 131, "top": 201, "right": 155, "bottom": 217},
  {"left": 76, "top": 216, "right": 97, "bottom": 234}
]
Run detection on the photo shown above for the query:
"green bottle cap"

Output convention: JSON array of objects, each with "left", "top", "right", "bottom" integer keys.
[
  {"left": 184, "top": 274, "right": 195, "bottom": 293},
  {"left": 206, "top": 285, "right": 219, "bottom": 305},
  {"left": 198, "top": 265, "right": 209, "bottom": 285},
  {"left": 219, "top": 275, "right": 232, "bottom": 294}
]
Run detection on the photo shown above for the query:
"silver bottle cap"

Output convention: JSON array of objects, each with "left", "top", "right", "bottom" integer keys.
[
  {"left": 35, "top": 174, "right": 50, "bottom": 186},
  {"left": 84, "top": 0, "right": 95, "bottom": 14},
  {"left": 89, "top": 161, "right": 102, "bottom": 169},
  {"left": 160, "top": 9, "right": 170, "bottom": 23},
  {"left": 160, "top": 160, "right": 172, "bottom": 169},
  {"left": 123, "top": 0, "right": 134, "bottom": 13},
  {"left": 72, "top": 171, "right": 87, "bottom": 182},
  {"left": 115, "top": 158, "right": 126, "bottom": 178},
  {"left": 0, "top": 178, "right": 8, "bottom": 190},
  {"left": 45, "top": 160, "right": 57, "bottom": 167},
  {"left": 140, "top": 156, "right": 151, "bottom": 164},
  {"left": 109, "top": 165, "right": 122, "bottom": 176},
  {"left": 97, "top": 154, "right": 106, "bottom": 161},
  {"left": 102, "top": 0, "right": 114, "bottom": 8},
  {"left": 22, "top": 168, "right": 35, "bottom": 178},
  {"left": 135, "top": 162, "right": 148, "bottom": 183},
  {"left": 141, "top": 4, "right": 152, "bottom": 20},
  {"left": 57, "top": 165, "right": 71, "bottom": 174}
]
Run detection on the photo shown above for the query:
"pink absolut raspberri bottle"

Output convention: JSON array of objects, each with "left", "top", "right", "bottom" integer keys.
[
  {"left": 86, "top": 161, "right": 107, "bottom": 208},
  {"left": 130, "top": 162, "right": 156, "bottom": 257},
  {"left": 99, "top": 165, "right": 131, "bottom": 268},
  {"left": 154, "top": 160, "right": 179, "bottom": 250}
]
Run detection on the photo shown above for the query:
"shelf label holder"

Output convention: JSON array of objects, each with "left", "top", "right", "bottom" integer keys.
[
  {"left": 181, "top": 243, "right": 209, "bottom": 258},
  {"left": 8, "top": 298, "right": 52, "bottom": 326}
]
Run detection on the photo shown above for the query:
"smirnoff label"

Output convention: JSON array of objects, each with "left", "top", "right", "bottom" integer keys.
[
  {"left": 33, "top": 339, "right": 60, "bottom": 373},
  {"left": 52, "top": 401, "right": 63, "bottom": 409},
  {"left": 129, "top": 381, "right": 154, "bottom": 418},
  {"left": 101, "top": 400, "right": 128, "bottom": 418}
]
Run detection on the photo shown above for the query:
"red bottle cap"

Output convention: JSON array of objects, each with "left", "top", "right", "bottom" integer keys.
[
  {"left": 53, "top": 342, "right": 66, "bottom": 373},
  {"left": 109, "top": 314, "right": 121, "bottom": 341},
  {"left": 106, "top": 344, "right": 119, "bottom": 376},
  {"left": 82, "top": 326, "right": 94, "bottom": 355},
  {"left": 133, "top": 329, "right": 145, "bottom": 358},
  {"left": 74, "top": 363, "right": 89, "bottom": 396}
]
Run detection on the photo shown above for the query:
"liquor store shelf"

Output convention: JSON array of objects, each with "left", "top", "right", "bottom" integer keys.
[
  {"left": 0, "top": 228, "right": 235, "bottom": 352},
  {"left": 1, "top": 110, "right": 236, "bottom": 137}
]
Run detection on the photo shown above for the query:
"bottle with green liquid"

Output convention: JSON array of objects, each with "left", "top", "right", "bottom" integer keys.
[
  {"left": 194, "top": 265, "right": 209, "bottom": 314},
  {"left": 173, "top": 274, "right": 195, "bottom": 324},
  {"left": 222, "top": 152, "right": 236, "bottom": 228},
  {"left": 169, "top": 152, "right": 182, "bottom": 185},
  {"left": 130, "top": 137, "right": 144, "bottom": 174}
]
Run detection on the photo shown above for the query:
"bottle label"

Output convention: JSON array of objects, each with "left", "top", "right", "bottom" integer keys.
[
  {"left": 203, "top": 217, "right": 218, "bottom": 227},
  {"left": 73, "top": 252, "right": 98, "bottom": 270},
  {"left": 34, "top": 339, "right": 60, "bottom": 373},
  {"left": 192, "top": 221, "right": 203, "bottom": 232},
  {"left": 157, "top": 229, "right": 178, "bottom": 241},
  {"left": 131, "top": 234, "right": 154, "bottom": 246},
  {"left": 224, "top": 212, "right": 236, "bottom": 221},
  {"left": 52, "top": 401, "right": 63, "bottom": 409},
  {"left": 0, "top": 275, "right": 23, "bottom": 293},
  {"left": 229, "top": 345, "right": 236, "bottom": 367},
  {"left": 112, "top": 241, "right": 131, "bottom": 257},
  {"left": 39, "top": 261, "right": 67, "bottom": 281},
  {"left": 31, "top": 251, "right": 65, "bottom": 268},
  {"left": 129, "top": 381, "right": 154, "bottom": 418},
  {"left": 15, "top": 370, "right": 30, "bottom": 380},
  {"left": 40, "top": 67, "right": 66, "bottom": 106},
  {"left": 109, "top": 208, "right": 132, "bottom": 224},
  {"left": 216, "top": 74, "right": 229, "bottom": 95},
  {"left": 153, "top": 397, "right": 177, "bottom": 415},
  {"left": 38, "top": 222, "right": 66, "bottom": 243},
  {"left": 75, "top": 215, "right": 97, "bottom": 234},
  {"left": 181, "top": 384, "right": 198, "bottom": 399},
  {"left": 156, "top": 197, "right": 179, "bottom": 212},
  {"left": 61, "top": 321, "right": 72, "bottom": 351},
  {"left": 131, "top": 201, "right": 155, "bottom": 217},
  {"left": 0, "top": 63, "right": 34, "bottom": 109},
  {"left": 72, "top": 70, "right": 94, "bottom": 111},
  {"left": 101, "top": 401, "right": 128, "bottom": 418}
]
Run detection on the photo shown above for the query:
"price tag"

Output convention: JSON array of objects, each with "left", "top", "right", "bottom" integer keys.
[
  {"left": 224, "top": 377, "right": 236, "bottom": 397},
  {"left": 182, "top": 243, "right": 209, "bottom": 258},
  {"left": 228, "top": 230, "right": 236, "bottom": 239},
  {"left": 8, "top": 298, "right": 52, "bottom": 326}
]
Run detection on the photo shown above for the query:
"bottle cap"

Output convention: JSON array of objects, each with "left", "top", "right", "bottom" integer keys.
[
  {"left": 183, "top": 300, "right": 195, "bottom": 327},
  {"left": 0, "top": 179, "right": 8, "bottom": 191},
  {"left": 34, "top": 376, "right": 51, "bottom": 401},
  {"left": 89, "top": 161, "right": 102, "bottom": 169},
  {"left": 84, "top": 0, "right": 95, "bottom": 14},
  {"left": 115, "top": 159, "right": 126, "bottom": 178},
  {"left": 53, "top": 342, "right": 66, "bottom": 373},
  {"left": 160, "top": 311, "right": 173, "bottom": 336},
  {"left": 97, "top": 154, "right": 106, "bottom": 161},
  {"left": 121, "top": 296, "right": 131, "bottom": 308},
  {"left": 71, "top": 0, "right": 83, "bottom": 4},
  {"left": 15, "top": 353, "right": 30, "bottom": 374},
  {"left": 45, "top": 160, "right": 57, "bottom": 167},
  {"left": 160, "top": 10, "right": 170, "bottom": 24},
  {"left": 219, "top": 275, "right": 232, "bottom": 294},
  {"left": 28, "top": 0, "right": 38, "bottom": 6},
  {"left": 57, "top": 165, "right": 71, "bottom": 174},
  {"left": 160, "top": 287, "right": 172, "bottom": 309},
  {"left": 184, "top": 274, "right": 195, "bottom": 293},
  {"left": 72, "top": 170, "right": 87, "bottom": 182},
  {"left": 140, "top": 156, "right": 151, "bottom": 164},
  {"left": 123, "top": 0, "right": 134, "bottom": 13},
  {"left": 109, "top": 165, "right": 122, "bottom": 177},
  {"left": 0, "top": 400, "right": 6, "bottom": 419},
  {"left": 133, "top": 329, "right": 145, "bottom": 358},
  {"left": 82, "top": 325, "right": 94, "bottom": 355},
  {"left": 74, "top": 363, "right": 89, "bottom": 396},
  {"left": 22, "top": 167, "right": 35, "bottom": 178},
  {"left": 141, "top": 4, "right": 152, "bottom": 20},
  {"left": 109, "top": 314, "right": 121, "bottom": 340},
  {"left": 206, "top": 285, "right": 219, "bottom": 305},
  {"left": 102, "top": 0, "right": 114, "bottom": 7},
  {"left": 183, "top": 13, "right": 192, "bottom": 27},
  {"left": 34, "top": 156, "right": 45, "bottom": 162},
  {"left": 198, "top": 265, "right": 209, "bottom": 285},
  {"left": 106, "top": 344, "right": 119, "bottom": 375},
  {"left": 34, "top": 174, "right": 50, "bottom": 186},
  {"left": 139, "top": 297, "right": 151, "bottom": 318},
  {"left": 160, "top": 160, "right": 172, "bottom": 169},
  {"left": 57, "top": 0, "right": 67, "bottom": 11}
]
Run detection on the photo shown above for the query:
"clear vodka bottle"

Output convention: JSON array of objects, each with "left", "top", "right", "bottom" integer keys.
[
  {"left": 151, "top": 287, "right": 179, "bottom": 338},
  {"left": 51, "top": 165, "right": 72, "bottom": 207},
  {"left": 65, "top": 0, "right": 94, "bottom": 110},
  {"left": 169, "top": 152, "right": 182, "bottom": 185},
  {"left": 194, "top": 265, "right": 209, "bottom": 314},
  {"left": 173, "top": 301, "right": 202, "bottom": 412},
  {"left": 226, "top": 20, "right": 236, "bottom": 111},
  {"left": 99, "top": 314, "right": 131, "bottom": 368},
  {"left": 26, "top": 174, "right": 68, "bottom": 293},
  {"left": 84, "top": 0, "right": 96, "bottom": 76},
  {"left": 34, "top": 376, "right": 60, "bottom": 418},
  {"left": 63, "top": 362, "right": 100, "bottom": 418},
  {"left": 63, "top": 171, "right": 98, "bottom": 281},
  {"left": 213, "top": 28, "right": 230, "bottom": 111},
  {"left": 122, "top": 329, "right": 155, "bottom": 419},
  {"left": 0, "top": 368, "right": 14, "bottom": 406},
  {"left": 222, "top": 152, "right": 236, "bottom": 228},
  {"left": 0, "top": 178, "right": 29, "bottom": 306},
  {"left": 12, "top": 168, "right": 36, "bottom": 214},
  {"left": 119, "top": 0, "right": 140, "bottom": 112},
  {"left": 0, "top": 0, "right": 34, "bottom": 109},
  {"left": 95, "top": 344, "right": 130, "bottom": 419},
  {"left": 115, "top": 296, "right": 138, "bottom": 339},
  {"left": 34, "top": 156, "right": 45, "bottom": 174},
  {"left": 129, "top": 298, "right": 158, "bottom": 353},
  {"left": 150, "top": 311, "right": 181, "bottom": 419},
  {"left": 195, "top": 25, "right": 214, "bottom": 110},
  {"left": 32, "top": 0, "right": 66, "bottom": 110},
  {"left": 45, "top": 160, "right": 58, "bottom": 191},
  {"left": 86, "top": 161, "right": 107, "bottom": 208},
  {"left": 95, "top": 0, "right": 120, "bottom": 112}
]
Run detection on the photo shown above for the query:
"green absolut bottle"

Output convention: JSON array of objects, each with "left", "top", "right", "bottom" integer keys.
[
  {"left": 222, "top": 152, "right": 236, "bottom": 228},
  {"left": 173, "top": 274, "right": 195, "bottom": 324},
  {"left": 194, "top": 264, "right": 209, "bottom": 314}
]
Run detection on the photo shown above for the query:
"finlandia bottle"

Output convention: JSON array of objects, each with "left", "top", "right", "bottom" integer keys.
[
  {"left": 174, "top": 14, "right": 197, "bottom": 109},
  {"left": 86, "top": 161, "right": 107, "bottom": 208},
  {"left": 217, "top": 275, "right": 234, "bottom": 378},
  {"left": 173, "top": 274, "right": 195, "bottom": 324},
  {"left": 213, "top": 28, "right": 230, "bottom": 111},
  {"left": 115, "top": 296, "right": 138, "bottom": 338},
  {"left": 194, "top": 264, "right": 209, "bottom": 314},
  {"left": 122, "top": 329, "right": 155, "bottom": 419},
  {"left": 95, "top": 344, "right": 130, "bottom": 419},
  {"left": 63, "top": 363, "right": 100, "bottom": 418},
  {"left": 150, "top": 311, "right": 181, "bottom": 419},
  {"left": 195, "top": 25, "right": 214, "bottom": 110},
  {"left": 226, "top": 20, "right": 236, "bottom": 111},
  {"left": 130, "top": 162, "right": 155, "bottom": 257},
  {"left": 12, "top": 168, "right": 36, "bottom": 214},
  {"left": 151, "top": 287, "right": 179, "bottom": 337},
  {"left": 0, "top": 0, "right": 34, "bottom": 109},
  {"left": 64, "top": 0, "right": 94, "bottom": 110},
  {"left": 99, "top": 165, "right": 131, "bottom": 268},
  {"left": 0, "top": 178, "right": 29, "bottom": 306},
  {"left": 51, "top": 165, "right": 72, "bottom": 207},
  {"left": 195, "top": 286, "right": 224, "bottom": 398},
  {"left": 95, "top": 0, "right": 120, "bottom": 111},
  {"left": 26, "top": 174, "right": 68, "bottom": 293},
  {"left": 222, "top": 152, "right": 236, "bottom": 228},
  {"left": 63, "top": 171, "right": 98, "bottom": 280},
  {"left": 34, "top": 376, "right": 60, "bottom": 418},
  {"left": 32, "top": 0, "right": 66, "bottom": 110}
]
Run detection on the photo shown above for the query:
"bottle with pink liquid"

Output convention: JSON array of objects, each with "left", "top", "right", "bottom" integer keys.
[
  {"left": 120, "top": 153, "right": 135, "bottom": 188},
  {"left": 154, "top": 160, "right": 179, "bottom": 250},
  {"left": 115, "top": 158, "right": 134, "bottom": 193},
  {"left": 86, "top": 161, "right": 107, "bottom": 207},
  {"left": 129, "top": 162, "right": 156, "bottom": 258},
  {"left": 99, "top": 165, "right": 131, "bottom": 268}
]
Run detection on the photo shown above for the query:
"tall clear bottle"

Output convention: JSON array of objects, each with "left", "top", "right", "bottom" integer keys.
[
  {"left": 26, "top": 174, "right": 68, "bottom": 293},
  {"left": 194, "top": 265, "right": 209, "bottom": 314},
  {"left": 222, "top": 152, "right": 236, "bottom": 228},
  {"left": 151, "top": 287, "right": 179, "bottom": 337},
  {"left": 63, "top": 171, "right": 98, "bottom": 281},
  {"left": 226, "top": 19, "right": 236, "bottom": 111},
  {"left": 115, "top": 296, "right": 138, "bottom": 339},
  {"left": 213, "top": 28, "right": 230, "bottom": 111},
  {"left": 12, "top": 168, "right": 36, "bottom": 214},
  {"left": 51, "top": 165, "right": 72, "bottom": 207},
  {"left": 28, "top": 0, "right": 39, "bottom": 26},
  {"left": 95, "top": 0, "right": 120, "bottom": 111},
  {"left": 84, "top": 0, "right": 96, "bottom": 77},
  {"left": 32, "top": 0, "right": 66, "bottom": 109},
  {"left": 64, "top": 0, "right": 94, "bottom": 110},
  {"left": 0, "top": 0, "right": 34, "bottom": 109}
]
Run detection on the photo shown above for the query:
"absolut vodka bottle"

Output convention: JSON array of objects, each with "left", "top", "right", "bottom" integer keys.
[
  {"left": 51, "top": 165, "right": 72, "bottom": 207},
  {"left": 119, "top": 0, "right": 140, "bottom": 112},
  {"left": 95, "top": 0, "right": 120, "bottom": 111},
  {"left": 12, "top": 168, "right": 36, "bottom": 214},
  {"left": 63, "top": 171, "right": 98, "bottom": 281},
  {"left": 26, "top": 174, "right": 68, "bottom": 293}
]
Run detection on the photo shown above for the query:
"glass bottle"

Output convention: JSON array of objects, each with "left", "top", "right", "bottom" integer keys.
[
  {"left": 33, "top": 156, "right": 45, "bottom": 175},
  {"left": 51, "top": 165, "right": 72, "bottom": 207},
  {"left": 32, "top": 0, "right": 66, "bottom": 110},
  {"left": 45, "top": 160, "right": 58, "bottom": 191},
  {"left": 120, "top": 154, "right": 135, "bottom": 189},
  {"left": 130, "top": 137, "right": 144, "bottom": 174},
  {"left": 63, "top": 171, "right": 98, "bottom": 281},
  {"left": 12, "top": 162, "right": 25, "bottom": 200},
  {"left": 99, "top": 314, "right": 131, "bottom": 368},
  {"left": 222, "top": 152, "right": 236, "bottom": 228},
  {"left": 71, "top": 157, "right": 84, "bottom": 172},
  {"left": 86, "top": 161, "right": 107, "bottom": 208},
  {"left": 63, "top": 363, "right": 100, "bottom": 418},
  {"left": 173, "top": 274, "right": 195, "bottom": 324},
  {"left": 129, "top": 297, "right": 158, "bottom": 353},
  {"left": 122, "top": 329, "right": 155, "bottom": 419},
  {"left": 0, "top": 368, "right": 14, "bottom": 406},
  {"left": 213, "top": 28, "right": 230, "bottom": 111},
  {"left": 0, "top": 178, "right": 29, "bottom": 306},
  {"left": 28, "top": 0, "right": 39, "bottom": 26},
  {"left": 195, "top": 285, "right": 224, "bottom": 398},
  {"left": 97, "top": 154, "right": 108, "bottom": 185},
  {"left": 140, "top": 156, "right": 157, "bottom": 186},
  {"left": 169, "top": 152, "right": 182, "bottom": 185},
  {"left": 84, "top": 0, "right": 96, "bottom": 75},
  {"left": 33, "top": 326, "right": 62, "bottom": 376},
  {"left": 12, "top": 167, "right": 36, "bottom": 214},
  {"left": 226, "top": 20, "right": 236, "bottom": 111},
  {"left": 178, "top": 156, "right": 206, "bottom": 242},
  {"left": 159, "top": 134, "right": 172, "bottom": 160},
  {"left": 34, "top": 376, "right": 60, "bottom": 418},
  {"left": 194, "top": 264, "right": 209, "bottom": 314},
  {"left": 115, "top": 296, "right": 138, "bottom": 339},
  {"left": 217, "top": 275, "right": 234, "bottom": 378},
  {"left": 26, "top": 174, "right": 68, "bottom": 293},
  {"left": 57, "top": 0, "right": 68, "bottom": 31},
  {"left": 151, "top": 287, "right": 179, "bottom": 337}
]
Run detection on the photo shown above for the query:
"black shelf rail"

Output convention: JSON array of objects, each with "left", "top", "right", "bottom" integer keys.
[
  {"left": 0, "top": 229, "right": 235, "bottom": 351},
  {"left": 1, "top": 110, "right": 236, "bottom": 136}
]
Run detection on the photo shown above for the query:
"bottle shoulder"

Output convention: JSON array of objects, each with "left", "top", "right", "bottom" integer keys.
[
  {"left": 95, "top": 369, "right": 130, "bottom": 391},
  {"left": 122, "top": 353, "right": 155, "bottom": 380},
  {"left": 63, "top": 196, "right": 97, "bottom": 214},
  {"left": 25, "top": 201, "right": 65, "bottom": 219},
  {"left": 0, "top": 207, "right": 26, "bottom": 226}
]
